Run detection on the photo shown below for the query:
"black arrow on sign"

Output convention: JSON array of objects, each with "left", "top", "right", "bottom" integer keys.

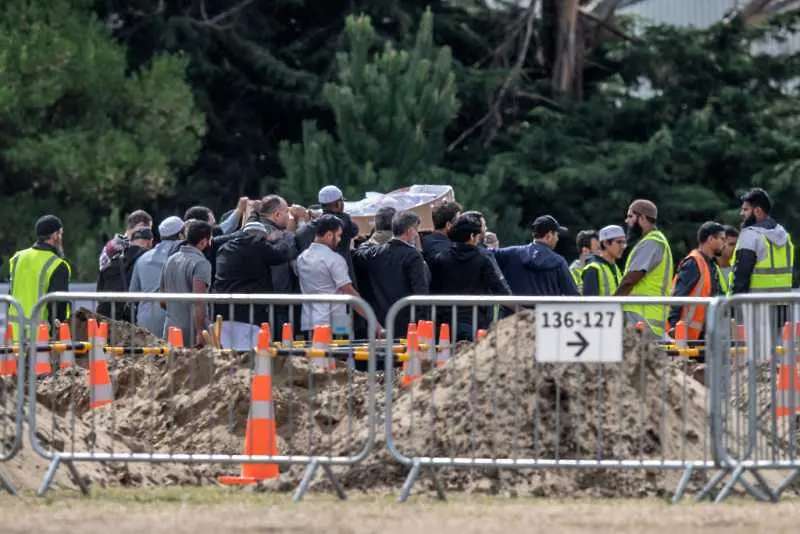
[{"left": 566, "top": 331, "right": 589, "bottom": 358}]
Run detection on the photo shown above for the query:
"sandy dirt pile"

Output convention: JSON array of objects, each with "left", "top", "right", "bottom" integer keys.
[
  {"left": 4, "top": 306, "right": 771, "bottom": 498},
  {"left": 275, "top": 310, "right": 715, "bottom": 498}
]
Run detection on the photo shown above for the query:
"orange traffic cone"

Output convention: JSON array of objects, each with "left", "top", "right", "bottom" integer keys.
[
  {"left": 219, "top": 323, "right": 279, "bottom": 484},
  {"left": 88, "top": 320, "right": 113, "bottom": 409},
  {"left": 35, "top": 323, "right": 52, "bottom": 376},
  {"left": 1, "top": 323, "right": 15, "bottom": 376},
  {"left": 58, "top": 323, "right": 75, "bottom": 369},
  {"left": 311, "top": 325, "right": 334, "bottom": 370},
  {"left": 417, "top": 320, "right": 435, "bottom": 363},
  {"left": 437, "top": 323, "right": 451, "bottom": 367},
  {"left": 168, "top": 327, "right": 184, "bottom": 348},
  {"left": 674, "top": 320, "right": 688, "bottom": 349},
  {"left": 281, "top": 323, "right": 293, "bottom": 348},
  {"left": 476, "top": 329, "right": 487, "bottom": 340},
  {"left": 401, "top": 324, "right": 421, "bottom": 387}
]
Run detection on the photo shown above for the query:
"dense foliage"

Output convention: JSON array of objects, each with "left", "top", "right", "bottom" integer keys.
[{"left": 0, "top": 0, "right": 797, "bottom": 279}]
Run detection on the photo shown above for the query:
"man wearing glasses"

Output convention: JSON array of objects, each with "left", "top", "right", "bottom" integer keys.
[{"left": 581, "top": 225, "right": 626, "bottom": 296}]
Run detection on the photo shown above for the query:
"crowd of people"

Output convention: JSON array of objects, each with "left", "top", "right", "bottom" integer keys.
[{"left": 7, "top": 185, "right": 795, "bottom": 352}]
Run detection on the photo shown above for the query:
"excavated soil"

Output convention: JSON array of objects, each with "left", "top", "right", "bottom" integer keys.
[{"left": 1, "top": 307, "right": 783, "bottom": 498}]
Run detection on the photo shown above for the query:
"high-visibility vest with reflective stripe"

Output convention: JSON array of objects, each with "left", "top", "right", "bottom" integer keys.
[
  {"left": 622, "top": 229, "right": 673, "bottom": 336},
  {"left": 8, "top": 247, "right": 71, "bottom": 333},
  {"left": 672, "top": 249, "right": 711, "bottom": 340},
  {"left": 729, "top": 233, "right": 794, "bottom": 293},
  {"left": 717, "top": 264, "right": 729, "bottom": 296},
  {"left": 570, "top": 264, "right": 583, "bottom": 292},
  {"left": 582, "top": 259, "right": 621, "bottom": 296}
]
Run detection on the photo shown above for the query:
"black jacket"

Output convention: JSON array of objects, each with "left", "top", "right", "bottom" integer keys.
[
  {"left": 295, "top": 210, "right": 360, "bottom": 284},
  {"left": 421, "top": 232, "right": 451, "bottom": 265},
  {"left": 352, "top": 239, "right": 429, "bottom": 335},
  {"left": 212, "top": 232, "right": 294, "bottom": 324},
  {"left": 96, "top": 244, "right": 147, "bottom": 321},
  {"left": 429, "top": 242, "right": 512, "bottom": 339}
]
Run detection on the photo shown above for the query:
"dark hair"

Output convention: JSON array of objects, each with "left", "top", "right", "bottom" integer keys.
[
  {"left": 447, "top": 213, "right": 483, "bottom": 243},
  {"left": 723, "top": 225, "right": 739, "bottom": 238},
  {"left": 315, "top": 214, "right": 344, "bottom": 237},
  {"left": 126, "top": 209, "right": 152, "bottom": 230},
  {"left": 576, "top": 230, "right": 598, "bottom": 251},
  {"left": 259, "top": 195, "right": 286, "bottom": 217},
  {"left": 462, "top": 210, "right": 484, "bottom": 222},
  {"left": 432, "top": 201, "right": 463, "bottom": 230},
  {"left": 697, "top": 221, "right": 725, "bottom": 244},
  {"left": 184, "top": 206, "right": 213, "bottom": 223},
  {"left": 185, "top": 220, "right": 213, "bottom": 246},
  {"left": 374, "top": 207, "right": 397, "bottom": 232},
  {"left": 392, "top": 211, "right": 421, "bottom": 237},
  {"left": 740, "top": 187, "right": 772, "bottom": 214}
]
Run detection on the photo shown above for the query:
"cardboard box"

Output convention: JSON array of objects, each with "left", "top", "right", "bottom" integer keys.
[{"left": 346, "top": 185, "right": 456, "bottom": 236}]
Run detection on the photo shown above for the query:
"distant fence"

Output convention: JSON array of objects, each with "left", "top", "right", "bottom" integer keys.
[{"left": 1, "top": 291, "right": 799, "bottom": 503}]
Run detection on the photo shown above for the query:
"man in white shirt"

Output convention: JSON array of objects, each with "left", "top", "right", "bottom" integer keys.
[{"left": 296, "top": 214, "right": 383, "bottom": 339}]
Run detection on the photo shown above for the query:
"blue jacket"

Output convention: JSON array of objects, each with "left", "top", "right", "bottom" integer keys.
[{"left": 491, "top": 242, "right": 579, "bottom": 296}]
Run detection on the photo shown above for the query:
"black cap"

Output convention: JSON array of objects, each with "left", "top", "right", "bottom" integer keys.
[
  {"left": 35, "top": 215, "right": 63, "bottom": 239},
  {"left": 531, "top": 215, "right": 567, "bottom": 235}
]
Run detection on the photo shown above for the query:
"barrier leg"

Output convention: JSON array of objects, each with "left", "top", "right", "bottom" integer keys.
[
  {"left": 671, "top": 465, "right": 693, "bottom": 504},
  {"left": 65, "top": 460, "right": 90, "bottom": 496},
  {"left": 292, "top": 460, "right": 318, "bottom": 503},
  {"left": 427, "top": 467, "right": 446, "bottom": 501},
  {"left": 774, "top": 468, "right": 800, "bottom": 497},
  {"left": 695, "top": 469, "right": 729, "bottom": 502},
  {"left": 0, "top": 469, "right": 17, "bottom": 496},
  {"left": 321, "top": 463, "right": 347, "bottom": 500},
  {"left": 398, "top": 460, "right": 421, "bottom": 503},
  {"left": 37, "top": 456, "right": 61, "bottom": 497}
]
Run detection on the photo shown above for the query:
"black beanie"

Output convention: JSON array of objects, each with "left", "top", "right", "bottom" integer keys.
[{"left": 35, "top": 215, "right": 63, "bottom": 239}]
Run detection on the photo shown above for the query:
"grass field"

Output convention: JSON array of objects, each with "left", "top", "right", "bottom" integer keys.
[{"left": 0, "top": 488, "right": 798, "bottom": 534}]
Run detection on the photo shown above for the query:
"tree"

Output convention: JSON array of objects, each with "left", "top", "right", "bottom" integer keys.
[
  {"left": 277, "top": 9, "right": 461, "bottom": 202},
  {"left": 0, "top": 0, "right": 206, "bottom": 278},
  {"left": 486, "top": 10, "right": 800, "bottom": 258}
]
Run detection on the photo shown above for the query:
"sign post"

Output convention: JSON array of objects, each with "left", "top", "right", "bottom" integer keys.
[{"left": 534, "top": 302, "right": 623, "bottom": 363}]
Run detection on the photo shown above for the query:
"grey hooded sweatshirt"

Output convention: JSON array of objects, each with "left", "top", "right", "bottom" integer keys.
[{"left": 732, "top": 218, "right": 793, "bottom": 294}]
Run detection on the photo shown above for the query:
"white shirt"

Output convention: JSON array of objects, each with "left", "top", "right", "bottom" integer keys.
[{"left": 296, "top": 242, "right": 352, "bottom": 332}]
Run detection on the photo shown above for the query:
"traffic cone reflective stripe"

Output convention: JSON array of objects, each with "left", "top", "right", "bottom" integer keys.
[
  {"left": 88, "top": 319, "right": 113, "bottom": 409},
  {"left": 219, "top": 323, "right": 279, "bottom": 484},
  {"left": 35, "top": 323, "right": 52, "bottom": 376},
  {"left": 58, "top": 323, "right": 75, "bottom": 369}
]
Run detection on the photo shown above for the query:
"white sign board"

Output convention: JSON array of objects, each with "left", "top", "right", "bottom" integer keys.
[{"left": 535, "top": 303, "right": 623, "bottom": 363}]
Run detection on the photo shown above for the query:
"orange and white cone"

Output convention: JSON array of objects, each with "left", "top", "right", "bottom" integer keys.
[
  {"left": 417, "top": 320, "right": 435, "bottom": 364},
  {"left": 219, "top": 323, "right": 280, "bottom": 484},
  {"left": 674, "top": 320, "right": 688, "bottom": 350},
  {"left": 58, "top": 323, "right": 75, "bottom": 369},
  {"left": 401, "top": 324, "right": 421, "bottom": 387},
  {"left": 476, "top": 329, "right": 487, "bottom": 340},
  {"left": 88, "top": 320, "right": 113, "bottom": 409},
  {"left": 168, "top": 327, "right": 184, "bottom": 348},
  {"left": 311, "top": 325, "right": 334, "bottom": 370},
  {"left": 281, "top": 323, "right": 293, "bottom": 349},
  {"left": 0, "top": 323, "right": 15, "bottom": 376},
  {"left": 35, "top": 323, "right": 52, "bottom": 376},
  {"left": 437, "top": 323, "right": 451, "bottom": 367}
]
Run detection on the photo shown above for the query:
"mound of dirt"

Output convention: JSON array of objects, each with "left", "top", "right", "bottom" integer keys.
[
  {"left": 5, "top": 307, "right": 765, "bottom": 499},
  {"left": 274, "top": 310, "right": 714, "bottom": 498}
]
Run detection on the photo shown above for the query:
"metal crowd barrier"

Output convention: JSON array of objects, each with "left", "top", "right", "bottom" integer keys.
[
  {"left": 383, "top": 295, "right": 722, "bottom": 503},
  {"left": 707, "top": 292, "right": 800, "bottom": 503},
  {"left": 0, "top": 296, "right": 25, "bottom": 495},
  {"left": 27, "top": 292, "right": 379, "bottom": 501}
]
